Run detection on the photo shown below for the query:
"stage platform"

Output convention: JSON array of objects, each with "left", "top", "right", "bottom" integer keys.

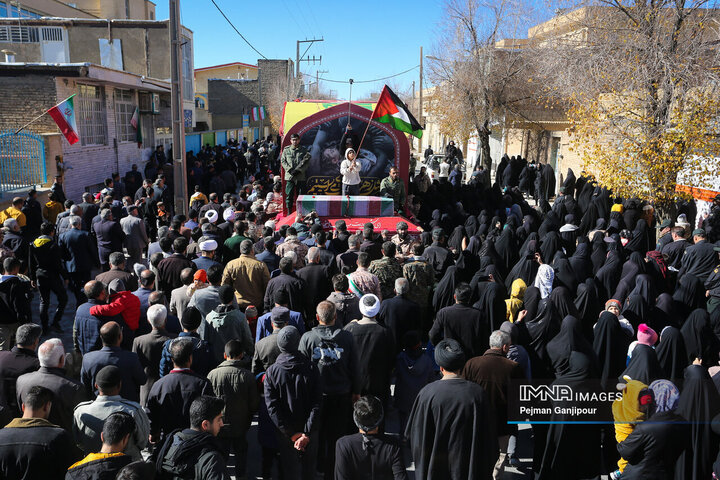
[{"left": 275, "top": 195, "right": 421, "bottom": 235}]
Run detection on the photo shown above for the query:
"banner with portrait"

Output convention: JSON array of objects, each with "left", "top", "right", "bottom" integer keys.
[{"left": 280, "top": 102, "right": 410, "bottom": 196}]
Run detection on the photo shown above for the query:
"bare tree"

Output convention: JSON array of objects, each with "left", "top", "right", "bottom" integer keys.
[
  {"left": 535, "top": 2, "right": 720, "bottom": 214},
  {"left": 428, "top": 0, "right": 538, "bottom": 169}
]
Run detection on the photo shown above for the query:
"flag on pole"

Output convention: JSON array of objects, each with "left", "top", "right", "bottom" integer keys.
[
  {"left": 47, "top": 94, "right": 80, "bottom": 145},
  {"left": 130, "top": 107, "right": 139, "bottom": 129},
  {"left": 132, "top": 108, "right": 143, "bottom": 147},
  {"left": 251, "top": 106, "right": 267, "bottom": 122},
  {"left": 371, "top": 86, "right": 423, "bottom": 138}
]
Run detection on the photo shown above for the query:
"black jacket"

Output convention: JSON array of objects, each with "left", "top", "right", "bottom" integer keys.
[
  {"left": 0, "top": 417, "right": 81, "bottom": 479},
  {"left": 264, "top": 352, "right": 322, "bottom": 437},
  {"left": 28, "top": 235, "right": 65, "bottom": 280},
  {"left": 377, "top": 295, "right": 420, "bottom": 353},
  {"left": 0, "top": 276, "right": 32, "bottom": 325},
  {"left": 335, "top": 433, "right": 408, "bottom": 480},
  {"left": 296, "top": 263, "right": 333, "bottom": 321},
  {"left": 429, "top": 303, "right": 488, "bottom": 358},
  {"left": 147, "top": 369, "right": 212, "bottom": 437},
  {"left": 65, "top": 453, "right": 133, "bottom": 480},
  {"left": 0, "top": 346, "right": 38, "bottom": 415},
  {"left": 618, "top": 411, "right": 690, "bottom": 480},
  {"left": 263, "top": 272, "right": 306, "bottom": 314},
  {"left": 158, "top": 428, "right": 230, "bottom": 480}
]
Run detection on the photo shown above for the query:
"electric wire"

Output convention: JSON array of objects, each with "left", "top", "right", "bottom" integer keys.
[
  {"left": 318, "top": 65, "right": 420, "bottom": 84},
  {"left": 209, "top": 0, "right": 268, "bottom": 59}
]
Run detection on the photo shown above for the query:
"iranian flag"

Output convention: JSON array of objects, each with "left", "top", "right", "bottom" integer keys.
[
  {"left": 47, "top": 94, "right": 80, "bottom": 145},
  {"left": 251, "top": 106, "right": 267, "bottom": 122},
  {"left": 371, "top": 85, "right": 423, "bottom": 138}
]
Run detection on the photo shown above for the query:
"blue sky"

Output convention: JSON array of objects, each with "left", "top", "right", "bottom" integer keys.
[{"left": 155, "top": 0, "right": 446, "bottom": 100}]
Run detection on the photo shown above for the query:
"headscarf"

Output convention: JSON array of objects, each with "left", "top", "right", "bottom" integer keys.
[
  {"left": 506, "top": 278, "right": 526, "bottom": 322},
  {"left": 680, "top": 309, "right": 720, "bottom": 368},
  {"left": 553, "top": 258, "right": 578, "bottom": 293},
  {"left": 590, "top": 231, "right": 608, "bottom": 275},
  {"left": 675, "top": 365, "right": 720, "bottom": 480},
  {"left": 550, "top": 286, "right": 580, "bottom": 320},
  {"left": 474, "top": 282, "right": 507, "bottom": 332},
  {"left": 648, "top": 379, "right": 680, "bottom": 414},
  {"left": 645, "top": 250, "right": 668, "bottom": 279},
  {"left": 622, "top": 294, "right": 650, "bottom": 328},
  {"left": 594, "top": 250, "right": 622, "bottom": 303},
  {"left": 656, "top": 327, "right": 688, "bottom": 385},
  {"left": 522, "top": 286, "right": 541, "bottom": 321},
  {"left": 620, "top": 343, "right": 663, "bottom": 385},
  {"left": 569, "top": 241, "right": 592, "bottom": 283},
  {"left": 652, "top": 293, "right": 677, "bottom": 330},
  {"left": 593, "top": 311, "right": 632, "bottom": 390},
  {"left": 540, "top": 231, "right": 562, "bottom": 264},
  {"left": 673, "top": 274, "right": 706, "bottom": 320},
  {"left": 574, "top": 279, "right": 602, "bottom": 339},
  {"left": 546, "top": 315, "right": 597, "bottom": 378},
  {"left": 534, "top": 264, "right": 555, "bottom": 299}
]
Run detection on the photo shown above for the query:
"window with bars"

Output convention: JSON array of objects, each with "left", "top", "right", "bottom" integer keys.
[
  {"left": 77, "top": 85, "right": 107, "bottom": 146},
  {"left": 114, "top": 89, "right": 136, "bottom": 143},
  {"left": 0, "top": 25, "right": 39, "bottom": 42}
]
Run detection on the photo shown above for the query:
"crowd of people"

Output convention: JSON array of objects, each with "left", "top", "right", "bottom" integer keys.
[{"left": 0, "top": 136, "right": 718, "bottom": 480}]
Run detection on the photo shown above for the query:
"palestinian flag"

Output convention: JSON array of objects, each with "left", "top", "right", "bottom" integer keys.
[
  {"left": 371, "top": 85, "right": 423, "bottom": 138},
  {"left": 47, "top": 94, "right": 79, "bottom": 145},
  {"left": 131, "top": 107, "right": 143, "bottom": 147}
]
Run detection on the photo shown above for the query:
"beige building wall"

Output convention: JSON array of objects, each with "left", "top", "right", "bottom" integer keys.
[
  {"left": 195, "top": 63, "right": 259, "bottom": 97},
  {"left": 65, "top": 0, "right": 155, "bottom": 20},
  {"left": 13, "top": 0, "right": 96, "bottom": 17}
]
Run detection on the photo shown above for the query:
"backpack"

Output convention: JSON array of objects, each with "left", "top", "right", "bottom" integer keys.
[{"left": 310, "top": 335, "right": 345, "bottom": 367}]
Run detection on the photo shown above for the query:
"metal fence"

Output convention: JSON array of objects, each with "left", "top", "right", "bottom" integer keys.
[{"left": 0, "top": 130, "right": 47, "bottom": 195}]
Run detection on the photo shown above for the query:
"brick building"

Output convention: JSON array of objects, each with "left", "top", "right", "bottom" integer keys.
[
  {"left": 208, "top": 59, "right": 294, "bottom": 140},
  {"left": 0, "top": 63, "right": 171, "bottom": 201}
]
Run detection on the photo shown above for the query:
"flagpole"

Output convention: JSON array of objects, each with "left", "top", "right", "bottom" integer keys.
[
  {"left": 355, "top": 86, "right": 385, "bottom": 155},
  {"left": 14, "top": 110, "right": 49, "bottom": 134}
]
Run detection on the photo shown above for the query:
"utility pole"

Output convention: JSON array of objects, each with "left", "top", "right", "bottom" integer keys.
[
  {"left": 169, "top": 0, "right": 187, "bottom": 215},
  {"left": 419, "top": 46, "right": 423, "bottom": 127},
  {"left": 315, "top": 69, "right": 328, "bottom": 97},
  {"left": 296, "top": 38, "right": 323, "bottom": 92},
  {"left": 258, "top": 66, "right": 263, "bottom": 140}
]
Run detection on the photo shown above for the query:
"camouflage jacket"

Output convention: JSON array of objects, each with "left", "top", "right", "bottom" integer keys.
[
  {"left": 379, "top": 177, "right": 406, "bottom": 206},
  {"left": 403, "top": 258, "right": 434, "bottom": 307},
  {"left": 368, "top": 256, "right": 404, "bottom": 300},
  {"left": 280, "top": 145, "right": 311, "bottom": 182}
]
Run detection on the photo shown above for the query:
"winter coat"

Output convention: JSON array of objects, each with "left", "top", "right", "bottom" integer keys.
[
  {"left": 200, "top": 305, "right": 253, "bottom": 365},
  {"left": 207, "top": 360, "right": 260, "bottom": 438},
  {"left": 89, "top": 291, "right": 141, "bottom": 331},
  {"left": 299, "top": 324, "right": 360, "bottom": 395},
  {"left": 264, "top": 352, "right": 322, "bottom": 437},
  {"left": 394, "top": 351, "right": 435, "bottom": 414}
]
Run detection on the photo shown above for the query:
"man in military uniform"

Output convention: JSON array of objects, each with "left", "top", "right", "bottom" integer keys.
[
  {"left": 369, "top": 242, "right": 404, "bottom": 300},
  {"left": 704, "top": 244, "right": 720, "bottom": 313},
  {"left": 280, "top": 133, "right": 311, "bottom": 213},
  {"left": 391, "top": 221, "right": 415, "bottom": 260},
  {"left": 403, "top": 243, "right": 435, "bottom": 334},
  {"left": 379, "top": 167, "right": 406, "bottom": 213}
]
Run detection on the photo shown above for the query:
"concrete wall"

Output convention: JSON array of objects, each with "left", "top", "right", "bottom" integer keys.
[{"left": 195, "top": 64, "right": 258, "bottom": 97}]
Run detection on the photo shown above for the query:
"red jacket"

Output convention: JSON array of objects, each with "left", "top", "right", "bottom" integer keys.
[{"left": 89, "top": 291, "right": 142, "bottom": 331}]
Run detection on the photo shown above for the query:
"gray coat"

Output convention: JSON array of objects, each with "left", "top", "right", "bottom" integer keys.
[
  {"left": 16, "top": 366, "right": 87, "bottom": 433},
  {"left": 120, "top": 214, "right": 149, "bottom": 252}
]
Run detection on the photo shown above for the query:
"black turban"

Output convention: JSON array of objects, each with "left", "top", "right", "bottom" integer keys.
[{"left": 434, "top": 339, "right": 466, "bottom": 372}]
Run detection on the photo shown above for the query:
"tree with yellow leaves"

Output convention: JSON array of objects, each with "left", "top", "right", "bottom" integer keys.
[{"left": 536, "top": 2, "right": 720, "bottom": 215}]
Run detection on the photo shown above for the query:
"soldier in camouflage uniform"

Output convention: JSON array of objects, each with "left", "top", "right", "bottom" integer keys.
[
  {"left": 391, "top": 221, "right": 416, "bottom": 260},
  {"left": 368, "top": 241, "right": 404, "bottom": 300},
  {"left": 379, "top": 167, "right": 406, "bottom": 212},
  {"left": 280, "top": 133, "right": 311, "bottom": 213},
  {"left": 403, "top": 243, "right": 435, "bottom": 335}
]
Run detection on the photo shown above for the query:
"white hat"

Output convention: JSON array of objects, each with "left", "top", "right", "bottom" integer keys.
[
  {"left": 223, "top": 208, "right": 236, "bottom": 222},
  {"left": 264, "top": 220, "right": 276, "bottom": 230},
  {"left": 205, "top": 210, "right": 218, "bottom": 223},
  {"left": 199, "top": 239, "right": 218, "bottom": 251},
  {"left": 359, "top": 294, "right": 381, "bottom": 318}
]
